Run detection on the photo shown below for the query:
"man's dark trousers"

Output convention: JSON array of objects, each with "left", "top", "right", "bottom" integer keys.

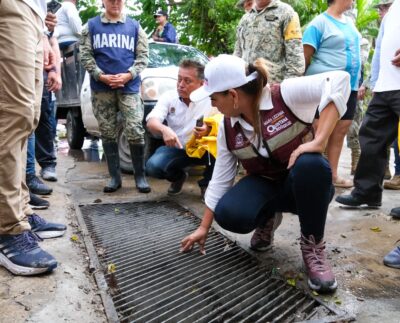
[{"left": 352, "top": 90, "right": 400, "bottom": 202}]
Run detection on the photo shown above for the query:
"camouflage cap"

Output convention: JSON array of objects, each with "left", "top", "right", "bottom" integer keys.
[{"left": 374, "top": 0, "right": 394, "bottom": 7}]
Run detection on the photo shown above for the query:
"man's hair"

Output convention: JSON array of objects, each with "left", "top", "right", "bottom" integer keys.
[
  {"left": 327, "top": 0, "right": 334, "bottom": 5},
  {"left": 179, "top": 59, "right": 205, "bottom": 80}
]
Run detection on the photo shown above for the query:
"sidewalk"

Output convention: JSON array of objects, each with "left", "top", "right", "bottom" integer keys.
[
  {"left": 0, "top": 140, "right": 399, "bottom": 322},
  {"left": 0, "top": 148, "right": 106, "bottom": 323}
]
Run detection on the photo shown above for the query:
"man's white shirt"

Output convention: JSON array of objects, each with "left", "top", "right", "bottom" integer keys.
[
  {"left": 146, "top": 90, "right": 214, "bottom": 147},
  {"left": 374, "top": 0, "right": 400, "bottom": 92}
]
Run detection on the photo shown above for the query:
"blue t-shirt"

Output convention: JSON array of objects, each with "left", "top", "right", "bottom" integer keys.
[{"left": 303, "top": 13, "right": 361, "bottom": 90}]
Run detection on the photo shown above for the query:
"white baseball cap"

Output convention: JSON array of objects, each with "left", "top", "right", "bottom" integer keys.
[{"left": 190, "top": 54, "right": 257, "bottom": 102}]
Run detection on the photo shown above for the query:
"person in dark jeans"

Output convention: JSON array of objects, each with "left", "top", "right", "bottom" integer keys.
[
  {"left": 26, "top": 72, "right": 58, "bottom": 199},
  {"left": 146, "top": 59, "right": 216, "bottom": 198},
  {"left": 35, "top": 74, "right": 58, "bottom": 182},
  {"left": 181, "top": 55, "right": 351, "bottom": 293}
]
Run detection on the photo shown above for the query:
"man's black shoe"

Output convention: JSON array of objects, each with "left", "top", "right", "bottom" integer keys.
[
  {"left": 29, "top": 192, "right": 50, "bottom": 210},
  {"left": 168, "top": 172, "right": 188, "bottom": 195},
  {"left": 26, "top": 174, "right": 52, "bottom": 195},
  {"left": 335, "top": 194, "right": 381, "bottom": 207},
  {"left": 390, "top": 207, "right": 400, "bottom": 219}
]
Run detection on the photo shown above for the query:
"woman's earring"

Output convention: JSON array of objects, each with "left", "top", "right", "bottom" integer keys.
[{"left": 233, "top": 103, "right": 238, "bottom": 110}]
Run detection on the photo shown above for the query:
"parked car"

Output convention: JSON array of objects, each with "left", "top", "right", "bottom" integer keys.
[{"left": 57, "top": 41, "right": 208, "bottom": 172}]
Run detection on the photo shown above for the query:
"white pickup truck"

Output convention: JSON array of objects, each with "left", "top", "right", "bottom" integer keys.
[{"left": 56, "top": 41, "right": 208, "bottom": 172}]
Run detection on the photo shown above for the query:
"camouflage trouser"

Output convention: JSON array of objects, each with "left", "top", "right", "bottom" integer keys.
[
  {"left": 347, "top": 101, "right": 364, "bottom": 150},
  {"left": 91, "top": 91, "right": 145, "bottom": 144}
]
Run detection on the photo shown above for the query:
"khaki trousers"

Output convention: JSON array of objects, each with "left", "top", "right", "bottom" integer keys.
[{"left": 0, "top": 0, "right": 43, "bottom": 234}]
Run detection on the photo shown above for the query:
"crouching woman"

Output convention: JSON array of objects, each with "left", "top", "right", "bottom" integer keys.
[{"left": 180, "top": 55, "right": 350, "bottom": 293}]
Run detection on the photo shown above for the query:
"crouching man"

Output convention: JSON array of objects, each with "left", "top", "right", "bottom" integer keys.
[{"left": 146, "top": 59, "right": 216, "bottom": 198}]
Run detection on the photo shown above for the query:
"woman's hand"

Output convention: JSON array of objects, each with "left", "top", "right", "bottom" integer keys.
[
  {"left": 180, "top": 226, "right": 209, "bottom": 255},
  {"left": 288, "top": 140, "right": 325, "bottom": 169},
  {"left": 193, "top": 124, "right": 211, "bottom": 139}
]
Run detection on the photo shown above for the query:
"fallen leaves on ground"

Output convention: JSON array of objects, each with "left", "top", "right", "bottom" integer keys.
[
  {"left": 107, "top": 263, "right": 116, "bottom": 273},
  {"left": 70, "top": 235, "right": 79, "bottom": 242}
]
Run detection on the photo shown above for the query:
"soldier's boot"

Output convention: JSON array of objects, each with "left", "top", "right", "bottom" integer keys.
[
  {"left": 102, "top": 141, "right": 122, "bottom": 193},
  {"left": 350, "top": 148, "right": 360, "bottom": 176},
  {"left": 129, "top": 144, "right": 151, "bottom": 194}
]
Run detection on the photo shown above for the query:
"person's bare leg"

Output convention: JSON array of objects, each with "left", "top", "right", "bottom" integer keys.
[{"left": 327, "top": 120, "right": 352, "bottom": 185}]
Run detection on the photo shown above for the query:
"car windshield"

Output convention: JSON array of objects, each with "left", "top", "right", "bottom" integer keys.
[{"left": 148, "top": 43, "right": 208, "bottom": 68}]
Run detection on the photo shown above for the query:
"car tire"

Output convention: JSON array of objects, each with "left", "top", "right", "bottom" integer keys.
[
  {"left": 118, "top": 128, "right": 162, "bottom": 174},
  {"left": 117, "top": 126, "right": 133, "bottom": 174},
  {"left": 66, "top": 109, "right": 85, "bottom": 150}
]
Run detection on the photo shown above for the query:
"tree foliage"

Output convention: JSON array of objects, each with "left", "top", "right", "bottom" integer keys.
[
  {"left": 76, "top": 0, "right": 243, "bottom": 56},
  {"left": 76, "top": 0, "right": 381, "bottom": 55}
]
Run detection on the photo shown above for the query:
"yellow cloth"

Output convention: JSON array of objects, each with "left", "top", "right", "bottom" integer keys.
[{"left": 186, "top": 113, "right": 223, "bottom": 159}]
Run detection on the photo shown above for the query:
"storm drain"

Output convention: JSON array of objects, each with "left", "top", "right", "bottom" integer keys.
[{"left": 77, "top": 201, "right": 348, "bottom": 323}]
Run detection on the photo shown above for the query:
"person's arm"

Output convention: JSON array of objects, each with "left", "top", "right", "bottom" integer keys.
[
  {"left": 280, "top": 71, "right": 350, "bottom": 167},
  {"left": 392, "top": 48, "right": 400, "bottom": 67},
  {"left": 181, "top": 122, "right": 237, "bottom": 254},
  {"left": 302, "top": 21, "right": 322, "bottom": 71},
  {"left": 283, "top": 11, "right": 305, "bottom": 78},
  {"left": 146, "top": 93, "right": 183, "bottom": 148},
  {"left": 370, "top": 18, "right": 385, "bottom": 90},
  {"left": 233, "top": 17, "right": 245, "bottom": 57},
  {"left": 127, "top": 27, "right": 149, "bottom": 80},
  {"left": 288, "top": 101, "right": 340, "bottom": 168},
  {"left": 43, "top": 35, "right": 55, "bottom": 71},
  {"left": 45, "top": 12, "right": 57, "bottom": 33},
  {"left": 147, "top": 118, "right": 183, "bottom": 149},
  {"left": 47, "top": 36, "right": 62, "bottom": 92},
  {"left": 281, "top": 71, "right": 351, "bottom": 123},
  {"left": 161, "top": 23, "right": 176, "bottom": 43},
  {"left": 151, "top": 26, "right": 161, "bottom": 40},
  {"left": 180, "top": 207, "right": 214, "bottom": 255},
  {"left": 303, "top": 45, "right": 315, "bottom": 70},
  {"left": 79, "top": 24, "right": 103, "bottom": 81}
]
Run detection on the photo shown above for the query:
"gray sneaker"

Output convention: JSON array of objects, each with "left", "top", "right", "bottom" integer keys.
[{"left": 40, "top": 166, "right": 57, "bottom": 182}]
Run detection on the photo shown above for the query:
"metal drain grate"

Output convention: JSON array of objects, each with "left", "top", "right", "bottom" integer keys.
[{"left": 77, "top": 201, "right": 349, "bottom": 323}]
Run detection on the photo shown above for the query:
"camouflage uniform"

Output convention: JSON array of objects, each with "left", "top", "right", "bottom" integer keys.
[
  {"left": 80, "top": 13, "right": 149, "bottom": 144},
  {"left": 347, "top": 38, "right": 370, "bottom": 151},
  {"left": 234, "top": 0, "right": 305, "bottom": 83},
  {"left": 91, "top": 92, "right": 145, "bottom": 143}
]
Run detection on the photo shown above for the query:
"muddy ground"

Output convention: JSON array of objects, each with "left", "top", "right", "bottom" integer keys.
[{"left": 0, "top": 138, "right": 399, "bottom": 323}]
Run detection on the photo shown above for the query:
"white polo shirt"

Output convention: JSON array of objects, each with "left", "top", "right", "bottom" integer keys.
[
  {"left": 146, "top": 90, "right": 214, "bottom": 147},
  {"left": 374, "top": 0, "right": 400, "bottom": 92}
]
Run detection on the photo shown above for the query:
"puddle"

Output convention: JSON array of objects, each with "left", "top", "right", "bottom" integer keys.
[{"left": 58, "top": 138, "right": 104, "bottom": 163}]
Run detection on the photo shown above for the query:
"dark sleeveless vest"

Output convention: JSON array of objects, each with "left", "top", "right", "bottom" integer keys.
[
  {"left": 224, "top": 84, "right": 314, "bottom": 180},
  {"left": 88, "top": 15, "right": 140, "bottom": 93}
]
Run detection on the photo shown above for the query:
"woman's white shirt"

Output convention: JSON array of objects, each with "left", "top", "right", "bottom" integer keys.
[{"left": 204, "top": 71, "right": 350, "bottom": 212}]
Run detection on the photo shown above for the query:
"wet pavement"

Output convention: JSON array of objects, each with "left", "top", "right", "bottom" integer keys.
[{"left": 1, "top": 136, "right": 399, "bottom": 322}]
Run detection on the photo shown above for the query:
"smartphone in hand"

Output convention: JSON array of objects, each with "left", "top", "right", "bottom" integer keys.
[
  {"left": 196, "top": 115, "right": 204, "bottom": 128},
  {"left": 47, "top": 0, "right": 62, "bottom": 14}
]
